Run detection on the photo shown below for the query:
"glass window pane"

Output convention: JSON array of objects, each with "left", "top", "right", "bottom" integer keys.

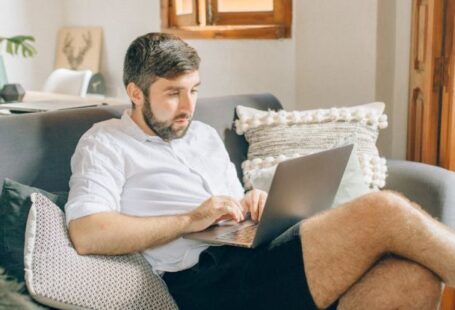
[
  {"left": 175, "top": 0, "right": 193, "bottom": 15},
  {"left": 218, "top": 0, "right": 274, "bottom": 12}
]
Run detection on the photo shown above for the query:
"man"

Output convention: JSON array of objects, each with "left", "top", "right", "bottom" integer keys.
[{"left": 66, "top": 33, "right": 453, "bottom": 310}]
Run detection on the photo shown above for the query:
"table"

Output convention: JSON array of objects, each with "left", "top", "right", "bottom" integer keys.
[
  {"left": 23, "top": 91, "right": 127, "bottom": 105},
  {"left": 0, "top": 90, "right": 128, "bottom": 114}
]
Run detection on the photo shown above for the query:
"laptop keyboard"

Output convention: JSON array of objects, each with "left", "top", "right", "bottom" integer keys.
[{"left": 216, "top": 223, "right": 258, "bottom": 243}]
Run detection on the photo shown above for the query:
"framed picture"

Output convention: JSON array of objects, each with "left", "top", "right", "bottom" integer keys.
[{"left": 55, "top": 27, "right": 103, "bottom": 73}]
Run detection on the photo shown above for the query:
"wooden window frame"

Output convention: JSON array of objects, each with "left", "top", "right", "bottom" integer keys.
[
  {"left": 210, "top": 0, "right": 285, "bottom": 26},
  {"left": 169, "top": 0, "right": 199, "bottom": 27},
  {"left": 161, "top": 0, "right": 292, "bottom": 39}
]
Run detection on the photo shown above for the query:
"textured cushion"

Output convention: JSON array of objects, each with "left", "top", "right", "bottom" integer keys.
[
  {"left": 24, "top": 193, "right": 178, "bottom": 310},
  {"left": 0, "top": 178, "right": 68, "bottom": 283},
  {"left": 235, "top": 103, "right": 388, "bottom": 190},
  {"left": 249, "top": 145, "right": 372, "bottom": 208}
]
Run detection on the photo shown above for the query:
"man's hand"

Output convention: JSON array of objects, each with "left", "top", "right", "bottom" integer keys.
[
  {"left": 187, "top": 196, "right": 245, "bottom": 233},
  {"left": 240, "top": 189, "right": 268, "bottom": 222}
]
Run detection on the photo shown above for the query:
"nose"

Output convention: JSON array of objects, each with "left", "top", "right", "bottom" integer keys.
[{"left": 179, "top": 92, "right": 195, "bottom": 115}]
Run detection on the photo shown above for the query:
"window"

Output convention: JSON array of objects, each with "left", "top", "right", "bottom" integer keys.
[{"left": 161, "top": 0, "right": 292, "bottom": 39}]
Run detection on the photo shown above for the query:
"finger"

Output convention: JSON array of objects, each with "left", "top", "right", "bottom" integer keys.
[
  {"left": 241, "top": 192, "right": 252, "bottom": 217},
  {"left": 258, "top": 192, "right": 267, "bottom": 220},
  {"left": 232, "top": 201, "right": 245, "bottom": 222},
  {"left": 247, "top": 202, "right": 256, "bottom": 221},
  {"left": 231, "top": 204, "right": 243, "bottom": 222},
  {"left": 252, "top": 190, "right": 259, "bottom": 210},
  {"left": 216, "top": 206, "right": 237, "bottom": 222},
  {"left": 212, "top": 198, "right": 236, "bottom": 220},
  {"left": 226, "top": 197, "right": 245, "bottom": 221},
  {"left": 253, "top": 190, "right": 262, "bottom": 220},
  {"left": 222, "top": 201, "right": 243, "bottom": 222},
  {"left": 246, "top": 191, "right": 257, "bottom": 221},
  {"left": 240, "top": 198, "right": 248, "bottom": 215},
  {"left": 249, "top": 198, "right": 258, "bottom": 221},
  {"left": 216, "top": 196, "right": 244, "bottom": 222},
  {"left": 229, "top": 197, "right": 243, "bottom": 211}
]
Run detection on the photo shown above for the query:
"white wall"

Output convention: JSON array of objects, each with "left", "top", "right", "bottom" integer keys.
[
  {"left": 293, "top": 0, "right": 411, "bottom": 159},
  {"left": 376, "top": 0, "right": 396, "bottom": 158},
  {"left": 391, "top": 0, "right": 412, "bottom": 160},
  {"left": 61, "top": 0, "right": 296, "bottom": 109},
  {"left": 295, "top": 0, "right": 378, "bottom": 109},
  {"left": 190, "top": 40, "right": 296, "bottom": 109},
  {"left": 0, "top": 0, "right": 63, "bottom": 90},
  {"left": 376, "top": 0, "right": 412, "bottom": 159},
  {"left": 1, "top": 0, "right": 412, "bottom": 159},
  {"left": 61, "top": 0, "right": 160, "bottom": 100}
]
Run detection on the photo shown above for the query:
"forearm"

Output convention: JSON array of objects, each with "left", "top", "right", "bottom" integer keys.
[{"left": 68, "top": 212, "right": 192, "bottom": 255}]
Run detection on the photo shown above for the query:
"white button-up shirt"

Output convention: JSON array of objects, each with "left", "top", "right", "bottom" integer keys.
[{"left": 65, "top": 110, "right": 245, "bottom": 273}]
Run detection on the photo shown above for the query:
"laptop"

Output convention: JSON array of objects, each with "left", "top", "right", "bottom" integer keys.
[
  {"left": 0, "top": 100, "right": 99, "bottom": 113},
  {"left": 184, "top": 144, "right": 354, "bottom": 248}
]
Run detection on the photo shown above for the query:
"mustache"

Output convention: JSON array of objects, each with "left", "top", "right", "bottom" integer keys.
[{"left": 174, "top": 113, "right": 192, "bottom": 121}]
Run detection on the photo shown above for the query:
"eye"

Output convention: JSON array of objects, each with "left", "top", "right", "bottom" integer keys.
[
  {"left": 168, "top": 92, "right": 179, "bottom": 96},
  {"left": 191, "top": 89, "right": 199, "bottom": 94}
]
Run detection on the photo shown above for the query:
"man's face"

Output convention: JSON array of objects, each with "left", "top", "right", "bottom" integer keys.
[{"left": 142, "top": 70, "right": 200, "bottom": 141}]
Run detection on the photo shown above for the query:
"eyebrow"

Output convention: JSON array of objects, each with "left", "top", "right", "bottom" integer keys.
[{"left": 163, "top": 81, "right": 201, "bottom": 91}]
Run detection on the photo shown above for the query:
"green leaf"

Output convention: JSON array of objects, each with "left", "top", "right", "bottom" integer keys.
[
  {"left": 6, "top": 41, "right": 13, "bottom": 54},
  {"left": 2, "top": 35, "right": 37, "bottom": 57}
]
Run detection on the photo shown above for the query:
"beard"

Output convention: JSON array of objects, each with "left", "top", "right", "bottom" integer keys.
[{"left": 141, "top": 96, "right": 192, "bottom": 141}]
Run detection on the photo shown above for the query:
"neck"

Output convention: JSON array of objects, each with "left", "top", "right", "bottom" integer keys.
[{"left": 130, "top": 108, "right": 157, "bottom": 137}]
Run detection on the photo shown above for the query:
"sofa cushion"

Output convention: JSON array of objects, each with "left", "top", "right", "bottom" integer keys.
[
  {"left": 235, "top": 102, "right": 388, "bottom": 190},
  {"left": 0, "top": 178, "right": 67, "bottom": 283},
  {"left": 248, "top": 144, "right": 373, "bottom": 208},
  {"left": 24, "top": 193, "right": 178, "bottom": 310}
]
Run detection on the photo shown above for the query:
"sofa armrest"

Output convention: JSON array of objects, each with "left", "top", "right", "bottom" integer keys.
[{"left": 385, "top": 159, "right": 455, "bottom": 229}]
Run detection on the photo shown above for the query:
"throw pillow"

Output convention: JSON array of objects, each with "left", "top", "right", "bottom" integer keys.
[
  {"left": 24, "top": 193, "right": 178, "bottom": 310},
  {"left": 235, "top": 102, "right": 388, "bottom": 190},
  {"left": 248, "top": 144, "right": 373, "bottom": 208},
  {"left": 0, "top": 178, "right": 68, "bottom": 283}
]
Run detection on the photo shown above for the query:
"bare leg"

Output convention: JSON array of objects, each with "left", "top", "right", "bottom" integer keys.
[
  {"left": 299, "top": 190, "right": 455, "bottom": 308},
  {"left": 338, "top": 256, "right": 442, "bottom": 310}
]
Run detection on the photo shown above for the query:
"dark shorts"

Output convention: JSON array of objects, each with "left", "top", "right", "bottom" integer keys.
[{"left": 163, "top": 224, "right": 339, "bottom": 310}]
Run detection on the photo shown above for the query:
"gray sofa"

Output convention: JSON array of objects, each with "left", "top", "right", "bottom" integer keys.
[{"left": 0, "top": 93, "right": 454, "bottom": 307}]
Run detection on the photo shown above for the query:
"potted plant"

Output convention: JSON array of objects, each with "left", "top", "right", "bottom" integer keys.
[
  {"left": 0, "top": 35, "right": 37, "bottom": 85},
  {"left": 0, "top": 35, "right": 37, "bottom": 101}
]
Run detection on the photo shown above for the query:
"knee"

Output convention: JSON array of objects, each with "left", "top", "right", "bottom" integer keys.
[
  {"left": 336, "top": 190, "right": 423, "bottom": 250},
  {"left": 347, "top": 190, "right": 415, "bottom": 225},
  {"left": 338, "top": 257, "right": 442, "bottom": 310},
  {"left": 364, "top": 190, "right": 411, "bottom": 212}
]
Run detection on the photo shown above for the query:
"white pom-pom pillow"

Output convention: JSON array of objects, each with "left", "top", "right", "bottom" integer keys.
[{"left": 235, "top": 102, "right": 388, "bottom": 190}]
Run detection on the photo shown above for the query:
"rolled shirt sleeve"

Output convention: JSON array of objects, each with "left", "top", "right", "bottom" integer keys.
[{"left": 65, "top": 133, "right": 125, "bottom": 226}]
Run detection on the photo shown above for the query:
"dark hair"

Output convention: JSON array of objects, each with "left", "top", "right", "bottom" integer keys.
[{"left": 123, "top": 33, "right": 200, "bottom": 96}]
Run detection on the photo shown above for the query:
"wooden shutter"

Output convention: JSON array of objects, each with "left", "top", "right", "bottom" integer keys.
[
  {"left": 439, "top": 0, "right": 455, "bottom": 170},
  {"left": 407, "top": 0, "right": 445, "bottom": 164}
]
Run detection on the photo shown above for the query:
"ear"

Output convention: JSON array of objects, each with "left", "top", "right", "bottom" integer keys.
[{"left": 126, "top": 82, "right": 145, "bottom": 109}]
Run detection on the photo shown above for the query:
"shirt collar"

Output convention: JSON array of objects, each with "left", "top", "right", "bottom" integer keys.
[{"left": 120, "top": 109, "right": 159, "bottom": 143}]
